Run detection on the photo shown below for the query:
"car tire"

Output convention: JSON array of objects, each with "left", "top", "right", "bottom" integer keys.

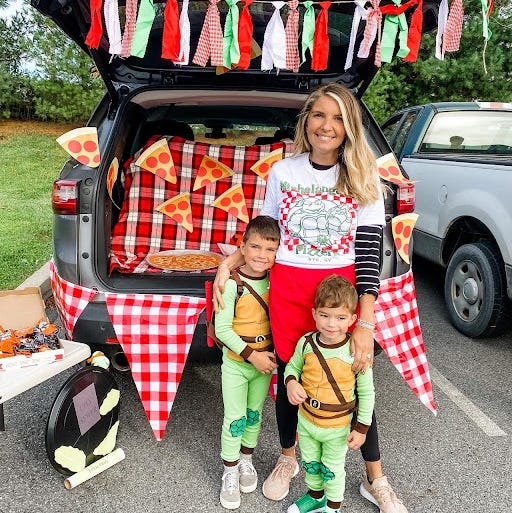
[{"left": 444, "top": 242, "right": 510, "bottom": 338}]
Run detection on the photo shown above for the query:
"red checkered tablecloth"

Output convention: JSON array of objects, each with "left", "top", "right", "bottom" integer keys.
[
  {"left": 374, "top": 270, "right": 437, "bottom": 415},
  {"left": 110, "top": 136, "right": 294, "bottom": 274},
  {"left": 105, "top": 292, "right": 206, "bottom": 440}
]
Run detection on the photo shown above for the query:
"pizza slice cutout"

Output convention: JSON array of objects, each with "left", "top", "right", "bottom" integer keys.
[
  {"left": 212, "top": 184, "right": 249, "bottom": 224},
  {"left": 250, "top": 148, "right": 283, "bottom": 181},
  {"left": 392, "top": 213, "right": 419, "bottom": 265},
  {"left": 193, "top": 155, "right": 233, "bottom": 191},
  {"left": 135, "top": 138, "right": 176, "bottom": 184},
  {"left": 376, "top": 152, "right": 413, "bottom": 185},
  {"left": 155, "top": 192, "right": 193, "bottom": 233},
  {"left": 106, "top": 157, "right": 119, "bottom": 202},
  {"left": 56, "top": 127, "right": 101, "bottom": 168}
]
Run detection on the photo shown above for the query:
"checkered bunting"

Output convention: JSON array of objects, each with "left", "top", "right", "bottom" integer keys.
[
  {"left": 50, "top": 260, "right": 98, "bottom": 339},
  {"left": 374, "top": 270, "right": 438, "bottom": 415},
  {"left": 110, "top": 136, "right": 294, "bottom": 274},
  {"left": 105, "top": 292, "right": 206, "bottom": 440}
]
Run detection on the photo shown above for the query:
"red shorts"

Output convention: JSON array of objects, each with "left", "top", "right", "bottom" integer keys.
[{"left": 269, "top": 263, "right": 356, "bottom": 362}]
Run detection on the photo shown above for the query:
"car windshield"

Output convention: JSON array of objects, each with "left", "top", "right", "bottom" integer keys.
[{"left": 419, "top": 111, "right": 512, "bottom": 155}]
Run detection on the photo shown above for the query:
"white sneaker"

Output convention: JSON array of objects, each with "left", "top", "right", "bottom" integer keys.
[
  {"left": 220, "top": 468, "right": 240, "bottom": 509},
  {"left": 239, "top": 456, "right": 258, "bottom": 493}
]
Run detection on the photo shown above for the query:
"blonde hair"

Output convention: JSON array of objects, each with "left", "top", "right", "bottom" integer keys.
[
  {"left": 294, "top": 83, "right": 382, "bottom": 205},
  {"left": 314, "top": 275, "right": 358, "bottom": 313}
]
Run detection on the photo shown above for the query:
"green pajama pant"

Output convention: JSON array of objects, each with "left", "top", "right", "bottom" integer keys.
[
  {"left": 220, "top": 353, "right": 271, "bottom": 463},
  {"left": 297, "top": 410, "right": 351, "bottom": 503}
]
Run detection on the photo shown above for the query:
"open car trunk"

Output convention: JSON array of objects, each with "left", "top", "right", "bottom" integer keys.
[{"left": 33, "top": 0, "right": 438, "bottom": 349}]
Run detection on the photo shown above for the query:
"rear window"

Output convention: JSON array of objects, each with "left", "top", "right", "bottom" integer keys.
[{"left": 418, "top": 111, "right": 512, "bottom": 155}]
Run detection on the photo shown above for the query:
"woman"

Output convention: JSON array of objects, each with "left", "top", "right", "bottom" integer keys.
[{"left": 214, "top": 83, "right": 407, "bottom": 513}]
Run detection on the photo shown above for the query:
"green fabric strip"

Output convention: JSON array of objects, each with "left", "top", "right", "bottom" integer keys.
[
  {"left": 301, "top": 1, "right": 315, "bottom": 64},
  {"left": 223, "top": 0, "right": 241, "bottom": 67},
  {"left": 130, "top": 0, "right": 156, "bottom": 58}
]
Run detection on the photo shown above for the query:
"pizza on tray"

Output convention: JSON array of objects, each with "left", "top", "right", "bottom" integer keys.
[{"left": 146, "top": 251, "right": 223, "bottom": 271}]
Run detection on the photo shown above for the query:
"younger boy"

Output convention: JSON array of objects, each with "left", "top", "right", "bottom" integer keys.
[
  {"left": 215, "top": 215, "right": 280, "bottom": 509},
  {"left": 285, "top": 275, "right": 375, "bottom": 513}
]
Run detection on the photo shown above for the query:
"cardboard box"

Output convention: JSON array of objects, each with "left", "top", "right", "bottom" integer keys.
[{"left": 0, "top": 287, "right": 64, "bottom": 371}]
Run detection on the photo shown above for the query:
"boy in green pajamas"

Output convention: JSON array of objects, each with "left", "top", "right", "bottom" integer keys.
[
  {"left": 285, "top": 275, "right": 375, "bottom": 513},
  {"left": 215, "top": 215, "right": 280, "bottom": 510}
]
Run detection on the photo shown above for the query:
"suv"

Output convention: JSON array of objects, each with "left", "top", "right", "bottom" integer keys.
[{"left": 33, "top": 0, "right": 440, "bottom": 367}]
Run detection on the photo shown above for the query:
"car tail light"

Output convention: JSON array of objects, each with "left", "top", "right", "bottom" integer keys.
[
  {"left": 52, "top": 179, "right": 79, "bottom": 214},
  {"left": 396, "top": 182, "right": 415, "bottom": 214}
]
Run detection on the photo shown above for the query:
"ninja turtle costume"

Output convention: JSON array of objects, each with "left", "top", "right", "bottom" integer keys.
[
  {"left": 215, "top": 268, "right": 273, "bottom": 463},
  {"left": 285, "top": 331, "right": 375, "bottom": 503}
]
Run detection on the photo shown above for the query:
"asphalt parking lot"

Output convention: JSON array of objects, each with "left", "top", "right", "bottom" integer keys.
[{"left": 1, "top": 260, "right": 511, "bottom": 513}]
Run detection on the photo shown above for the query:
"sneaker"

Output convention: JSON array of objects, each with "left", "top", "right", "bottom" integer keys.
[
  {"left": 262, "top": 454, "right": 300, "bottom": 501},
  {"left": 239, "top": 456, "right": 258, "bottom": 493},
  {"left": 287, "top": 492, "right": 326, "bottom": 513},
  {"left": 359, "top": 475, "right": 408, "bottom": 513},
  {"left": 220, "top": 468, "right": 241, "bottom": 510}
]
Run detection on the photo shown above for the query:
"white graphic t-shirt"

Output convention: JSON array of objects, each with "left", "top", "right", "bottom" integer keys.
[{"left": 260, "top": 153, "right": 385, "bottom": 268}]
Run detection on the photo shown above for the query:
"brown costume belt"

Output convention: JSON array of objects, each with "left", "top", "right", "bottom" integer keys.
[{"left": 304, "top": 397, "right": 356, "bottom": 414}]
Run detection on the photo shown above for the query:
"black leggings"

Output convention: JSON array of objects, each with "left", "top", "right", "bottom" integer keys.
[{"left": 276, "top": 356, "right": 381, "bottom": 462}]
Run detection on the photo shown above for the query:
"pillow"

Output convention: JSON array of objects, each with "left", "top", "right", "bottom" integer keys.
[{"left": 110, "top": 136, "right": 294, "bottom": 273}]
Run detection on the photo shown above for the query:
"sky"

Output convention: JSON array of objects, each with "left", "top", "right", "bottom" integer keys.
[{"left": 1, "top": 0, "right": 25, "bottom": 19}]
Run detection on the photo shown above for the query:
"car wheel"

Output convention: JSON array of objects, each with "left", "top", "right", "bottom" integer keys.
[{"left": 444, "top": 242, "right": 510, "bottom": 338}]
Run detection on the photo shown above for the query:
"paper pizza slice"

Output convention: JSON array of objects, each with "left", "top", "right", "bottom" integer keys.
[
  {"left": 250, "top": 148, "right": 283, "bottom": 181},
  {"left": 56, "top": 127, "right": 101, "bottom": 168},
  {"left": 212, "top": 184, "right": 249, "bottom": 224},
  {"left": 392, "top": 213, "right": 419, "bottom": 265},
  {"left": 376, "top": 152, "right": 413, "bottom": 185},
  {"left": 135, "top": 138, "right": 176, "bottom": 184},
  {"left": 106, "top": 157, "right": 119, "bottom": 202},
  {"left": 155, "top": 192, "right": 193, "bottom": 232},
  {"left": 193, "top": 155, "right": 233, "bottom": 191}
]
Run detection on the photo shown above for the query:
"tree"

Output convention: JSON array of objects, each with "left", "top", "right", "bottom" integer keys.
[
  {"left": 25, "top": 9, "right": 105, "bottom": 122},
  {"left": 364, "top": 0, "right": 512, "bottom": 123},
  {"left": 0, "top": 7, "right": 33, "bottom": 119}
]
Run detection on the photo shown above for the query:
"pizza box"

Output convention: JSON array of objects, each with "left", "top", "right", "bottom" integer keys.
[{"left": 0, "top": 287, "right": 65, "bottom": 371}]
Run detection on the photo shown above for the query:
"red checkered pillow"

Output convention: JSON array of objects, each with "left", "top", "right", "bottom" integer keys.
[{"left": 110, "top": 136, "right": 294, "bottom": 273}]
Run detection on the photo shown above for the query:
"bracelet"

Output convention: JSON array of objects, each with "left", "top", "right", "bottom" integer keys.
[{"left": 356, "top": 318, "right": 375, "bottom": 331}]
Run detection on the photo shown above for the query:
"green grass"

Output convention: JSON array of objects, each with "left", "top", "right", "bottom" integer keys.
[{"left": 0, "top": 133, "right": 69, "bottom": 289}]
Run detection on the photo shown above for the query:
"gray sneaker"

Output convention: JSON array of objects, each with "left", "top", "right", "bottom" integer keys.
[
  {"left": 220, "top": 468, "right": 240, "bottom": 510},
  {"left": 239, "top": 457, "right": 258, "bottom": 493}
]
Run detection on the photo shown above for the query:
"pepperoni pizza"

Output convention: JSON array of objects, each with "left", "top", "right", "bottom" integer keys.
[
  {"left": 391, "top": 213, "right": 419, "bottom": 265},
  {"left": 211, "top": 184, "right": 249, "bottom": 223},
  {"left": 56, "top": 127, "right": 101, "bottom": 168},
  {"left": 376, "top": 152, "right": 413, "bottom": 185},
  {"left": 250, "top": 148, "right": 283, "bottom": 181},
  {"left": 156, "top": 192, "right": 193, "bottom": 232},
  {"left": 135, "top": 138, "right": 177, "bottom": 184},
  {"left": 193, "top": 155, "right": 233, "bottom": 191}
]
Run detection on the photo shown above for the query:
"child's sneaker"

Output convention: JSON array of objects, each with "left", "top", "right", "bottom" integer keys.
[
  {"left": 239, "top": 455, "right": 258, "bottom": 493},
  {"left": 220, "top": 468, "right": 240, "bottom": 509},
  {"left": 262, "top": 454, "right": 300, "bottom": 501},
  {"left": 287, "top": 493, "right": 326, "bottom": 513},
  {"left": 359, "top": 475, "right": 408, "bottom": 513}
]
